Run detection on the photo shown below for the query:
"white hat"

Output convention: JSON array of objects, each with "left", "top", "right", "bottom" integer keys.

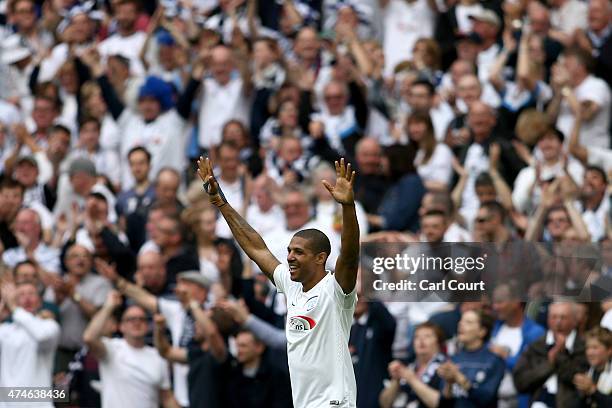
[
  {"left": 468, "top": 9, "right": 501, "bottom": 28},
  {"left": 1, "top": 35, "right": 32, "bottom": 65}
]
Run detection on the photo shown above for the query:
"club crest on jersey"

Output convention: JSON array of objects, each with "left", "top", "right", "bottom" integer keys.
[
  {"left": 304, "top": 296, "right": 319, "bottom": 312},
  {"left": 289, "top": 315, "right": 317, "bottom": 331}
]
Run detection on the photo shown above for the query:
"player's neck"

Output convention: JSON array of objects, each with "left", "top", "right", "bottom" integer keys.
[{"left": 302, "top": 269, "right": 327, "bottom": 292}]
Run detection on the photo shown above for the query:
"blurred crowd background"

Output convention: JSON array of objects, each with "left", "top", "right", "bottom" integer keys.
[{"left": 0, "top": 0, "right": 611, "bottom": 407}]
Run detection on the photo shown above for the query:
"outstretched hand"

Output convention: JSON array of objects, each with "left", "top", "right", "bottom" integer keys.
[
  {"left": 197, "top": 157, "right": 226, "bottom": 207},
  {"left": 322, "top": 158, "right": 355, "bottom": 205}
]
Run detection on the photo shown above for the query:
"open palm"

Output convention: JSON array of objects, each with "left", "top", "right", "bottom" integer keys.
[
  {"left": 197, "top": 157, "right": 225, "bottom": 207},
  {"left": 322, "top": 158, "right": 355, "bottom": 205}
]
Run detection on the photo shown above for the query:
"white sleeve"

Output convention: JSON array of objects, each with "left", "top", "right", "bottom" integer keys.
[
  {"left": 512, "top": 168, "right": 535, "bottom": 214},
  {"left": 272, "top": 263, "right": 290, "bottom": 294},
  {"left": 579, "top": 81, "right": 611, "bottom": 106},
  {"left": 100, "top": 337, "right": 116, "bottom": 363},
  {"left": 12, "top": 308, "right": 60, "bottom": 351},
  {"left": 159, "top": 356, "right": 172, "bottom": 390},
  {"left": 587, "top": 147, "right": 612, "bottom": 171},
  {"left": 158, "top": 298, "right": 182, "bottom": 321},
  {"left": 331, "top": 274, "right": 357, "bottom": 310}
]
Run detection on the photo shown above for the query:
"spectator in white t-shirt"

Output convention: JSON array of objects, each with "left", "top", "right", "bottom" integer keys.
[
  {"left": 246, "top": 174, "right": 284, "bottom": 238},
  {"left": 83, "top": 291, "right": 178, "bottom": 408},
  {"left": 549, "top": 47, "right": 611, "bottom": 149},
  {"left": 512, "top": 127, "right": 584, "bottom": 215},
  {"left": 97, "top": 0, "right": 147, "bottom": 76},
  {"left": 198, "top": 45, "right": 251, "bottom": 150},
  {"left": 381, "top": 0, "right": 436, "bottom": 77},
  {"left": 95, "top": 263, "right": 211, "bottom": 408},
  {"left": 548, "top": 0, "right": 588, "bottom": 41},
  {"left": 469, "top": 9, "right": 502, "bottom": 83},
  {"left": 0, "top": 281, "right": 60, "bottom": 408}
]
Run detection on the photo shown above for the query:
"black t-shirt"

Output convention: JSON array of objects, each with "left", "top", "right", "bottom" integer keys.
[{"left": 187, "top": 346, "right": 224, "bottom": 408}]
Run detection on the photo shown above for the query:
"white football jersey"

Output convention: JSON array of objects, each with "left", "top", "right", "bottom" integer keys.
[{"left": 273, "top": 264, "right": 357, "bottom": 408}]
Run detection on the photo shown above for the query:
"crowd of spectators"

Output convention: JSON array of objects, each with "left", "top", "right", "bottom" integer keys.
[{"left": 0, "top": 0, "right": 611, "bottom": 407}]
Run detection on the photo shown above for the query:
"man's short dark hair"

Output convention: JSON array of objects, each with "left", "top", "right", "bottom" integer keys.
[
  {"left": 475, "top": 172, "right": 494, "bottom": 188},
  {"left": 0, "top": 178, "right": 25, "bottom": 194},
  {"left": 294, "top": 228, "right": 331, "bottom": 257},
  {"left": 79, "top": 116, "right": 101, "bottom": 131},
  {"left": 480, "top": 200, "right": 507, "bottom": 223},
  {"left": 585, "top": 165, "right": 608, "bottom": 184},
  {"left": 51, "top": 124, "right": 71, "bottom": 137},
  {"left": 563, "top": 47, "right": 596, "bottom": 73},
  {"left": 421, "top": 209, "right": 448, "bottom": 219},
  {"left": 127, "top": 146, "right": 151, "bottom": 163},
  {"left": 411, "top": 79, "right": 435, "bottom": 96}
]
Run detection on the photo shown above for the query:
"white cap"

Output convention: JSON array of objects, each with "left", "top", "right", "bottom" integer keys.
[{"left": 1, "top": 35, "right": 32, "bottom": 65}]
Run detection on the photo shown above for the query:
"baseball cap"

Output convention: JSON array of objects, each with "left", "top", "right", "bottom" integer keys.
[
  {"left": 69, "top": 158, "right": 97, "bottom": 177},
  {"left": 1, "top": 36, "right": 32, "bottom": 65},
  {"left": 469, "top": 9, "right": 501, "bottom": 28},
  {"left": 16, "top": 155, "right": 38, "bottom": 167},
  {"left": 177, "top": 271, "right": 211, "bottom": 289}
]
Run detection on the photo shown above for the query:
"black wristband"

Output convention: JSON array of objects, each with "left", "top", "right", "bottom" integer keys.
[{"left": 202, "top": 181, "right": 228, "bottom": 204}]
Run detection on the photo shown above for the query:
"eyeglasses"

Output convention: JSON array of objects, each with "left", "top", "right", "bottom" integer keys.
[
  {"left": 475, "top": 216, "right": 491, "bottom": 223},
  {"left": 122, "top": 316, "right": 148, "bottom": 323},
  {"left": 324, "top": 94, "right": 344, "bottom": 101}
]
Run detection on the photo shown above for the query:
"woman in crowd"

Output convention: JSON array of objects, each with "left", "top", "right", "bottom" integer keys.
[
  {"left": 380, "top": 322, "right": 447, "bottom": 408},
  {"left": 407, "top": 112, "right": 454, "bottom": 190},
  {"left": 437, "top": 309, "right": 506, "bottom": 407}
]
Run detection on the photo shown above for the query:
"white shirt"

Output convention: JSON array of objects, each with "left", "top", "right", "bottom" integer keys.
[
  {"left": 157, "top": 299, "right": 191, "bottom": 407},
  {"left": 98, "top": 338, "right": 171, "bottom": 408},
  {"left": 575, "top": 194, "right": 610, "bottom": 242},
  {"left": 215, "top": 177, "right": 244, "bottom": 239},
  {"left": 0, "top": 308, "right": 60, "bottom": 408},
  {"left": 477, "top": 43, "right": 501, "bottom": 84},
  {"left": 273, "top": 264, "right": 357, "bottom": 408},
  {"left": 198, "top": 76, "right": 250, "bottom": 148},
  {"left": 2, "top": 244, "right": 60, "bottom": 273},
  {"left": 557, "top": 75, "right": 611, "bottom": 149},
  {"left": 459, "top": 143, "right": 490, "bottom": 228},
  {"left": 415, "top": 143, "right": 454, "bottom": 186},
  {"left": 512, "top": 159, "right": 584, "bottom": 214},
  {"left": 491, "top": 324, "right": 523, "bottom": 399},
  {"left": 383, "top": 0, "right": 435, "bottom": 77},
  {"left": 586, "top": 146, "right": 612, "bottom": 173},
  {"left": 246, "top": 203, "right": 285, "bottom": 238},
  {"left": 543, "top": 330, "right": 577, "bottom": 394},
  {"left": 550, "top": 0, "right": 588, "bottom": 34},
  {"left": 444, "top": 222, "right": 472, "bottom": 242},
  {"left": 97, "top": 32, "right": 147, "bottom": 76},
  {"left": 118, "top": 109, "right": 189, "bottom": 185}
]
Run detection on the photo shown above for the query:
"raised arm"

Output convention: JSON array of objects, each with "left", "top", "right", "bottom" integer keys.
[
  {"left": 197, "top": 157, "right": 281, "bottom": 282},
  {"left": 322, "top": 159, "right": 360, "bottom": 294},
  {"left": 153, "top": 314, "right": 187, "bottom": 364},
  {"left": 189, "top": 301, "right": 227, "bottom": 363},
  {"left": 95, "top": 259, "right": 158, "bottom": 313},
  {"left": 83, "top": 290, "right": 122, "bottom": 360}
]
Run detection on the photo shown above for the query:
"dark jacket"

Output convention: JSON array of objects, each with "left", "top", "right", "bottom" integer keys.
[
  {"left": 513, "top": 331, "right": 589, "bottom": 408},
  {"left": 349, "top": 301, "right": 396, "bottom": 408},
  {"left": 224, "top": 351, "right": 293, "bottom": 408},
  {"left": 378, "top": 173, "right": 426, "bottom": 232}
]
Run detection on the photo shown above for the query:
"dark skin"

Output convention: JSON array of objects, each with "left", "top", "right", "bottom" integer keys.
[{"left": 197, "top": 157, "right": 360, "bottom": 293}]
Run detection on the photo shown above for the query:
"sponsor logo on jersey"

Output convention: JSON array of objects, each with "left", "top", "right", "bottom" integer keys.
[{"left": 288, "top": 315, "right": 317, "bottom": 331}]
